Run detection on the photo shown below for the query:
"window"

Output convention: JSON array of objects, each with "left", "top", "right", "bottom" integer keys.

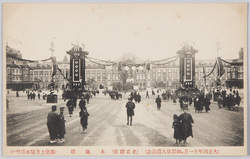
[
  {"left": 173, "top": 72, "right": 177, "bottom": 79},
  {"left": 147, "top": 74, "right": 150, "bottom": 80},
  {"left": 168, "top": 72, "right": 172, "bottom": 80},
  {"left": 97, "top": 73, "right": 101, "bottom": 81},
  {"left": 153, "top": 73, "right": 156, "bottom": 80}
]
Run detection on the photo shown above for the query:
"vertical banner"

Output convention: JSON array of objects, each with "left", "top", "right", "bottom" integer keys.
[
  {"left": 184, "top": 58, "right": 192, "bottom": 81},
  {"left": 73, "top": 58, "right": 81, "bottom": 88}
]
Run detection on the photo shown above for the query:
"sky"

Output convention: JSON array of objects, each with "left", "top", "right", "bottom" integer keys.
[{"left": 3, "top": 3, "right": 247, "bottom": 62}]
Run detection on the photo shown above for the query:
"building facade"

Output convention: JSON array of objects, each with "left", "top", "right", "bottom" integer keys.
[{"left": 6, "top": 45, "right": 244, "bottom": 91}]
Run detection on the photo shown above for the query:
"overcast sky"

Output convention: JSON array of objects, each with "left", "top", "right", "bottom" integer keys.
[{"left": 3, "top": 3, "right": 247, "bottom": 62}]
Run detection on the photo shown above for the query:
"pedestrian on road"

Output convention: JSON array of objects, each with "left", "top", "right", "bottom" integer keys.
[
  {"left": 182, "top": 97, "right": 189, "bottom": 110},
  {"left": 204, "top": 96, "right": 211, "bottom": 112},
  {"left": 38, "top": 92, "right": 40, "bottom": 100},
  {"left": 155, "top": 95, "right": 162, "bottom": 110},
  {"left": 79, "top": 96, "right": 86, "bottom": 109},
  {"left": 217, "top": 95, "right": 223, "bottom": 109},
  {"left": 30, "top": 92, "right": 33, "bottom": 100},
  {"left": 172, "top": 114, "right": 182, "bottom": 144},
  {"left": 146, "top": 91, "right": 150, "bottom": 98},
  {"left": 16, "top": 91, "right": 19, "bottom": 97},
  {"left": 235, "top": 94, "right": 241, "bottom": 107},
  {"left": 126, "top": 98, "right": 135, "bottom": 125},
  {"left": 58, "top": 107, "right": 66, "bottom": 143},
  {"left": 173, "top": 93, "right": 177, "bottom": 104},
  {"left": 72, "top": 97, "right": 77, "bottom": 109},
  {"left": 179, "top": 95, "right": 184, "bottom": 110},
  {"left": 66, "top": 98, "right": 74, "bottom": 117},
  {"left": 194, "top": 96, "right": 201, "bottom": 112},
  {"left": 86, "top": 93, "right": 90, "bottom": 104},
  {"left": 137, "top": 93, "right": 141, "bottom": 103},
  {"left": 79, "top": 106, "right": 89, "bottom": 133},
  {"left": 47, "top": 105, "right": 59, "bottom": 144},
  {"left": 179, "top": 107, "right": 194, "bottom": 144}
]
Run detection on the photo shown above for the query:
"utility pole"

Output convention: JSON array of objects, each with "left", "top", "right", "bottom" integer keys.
[
  {"left": 215, "top": 42, "right": 221, "bottom": 57},
  {"left": 50, "top": 41, "right": 55, "bottom": 57}
]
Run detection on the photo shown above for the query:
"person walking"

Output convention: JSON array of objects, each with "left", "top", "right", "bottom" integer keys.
[
  {"left": 146, "top": 91, "right": 150, "bottom": 98},
  {"left": 126, "top": 98, "right": 135, "bottom": 125},
  {"left": 194, "top": 96, "right": 201, "bottom": 112},
  {"left": 179, "top": 108, "right": 194, "bottom": 144},
  {"left": 86, "top": 93, "right": 90, "bottom": 104},
  {"left": 79, "top": 106, "right": 90, "bottom": 133},
  {"left": 66, "top": 98, "right": 74, "bottom": 117},
  {"left": 137, "top": 93, "right": 141, "bottom": 103},
  {"left": 79, "top": 96, "right": 86, "bottom": 109},
  {"left": 155, "top": 95, "right": 162, "bottom": 110},
  {"left": 47, "top": 105, "right": 59, "bottom": 144},
  {"left": 16, "top": 91, "right": 19, "bottom": 97},
  {"left": 172, "top": 114, "right": 182, "bottom": 144},
  {"left": 204, "top": 96, "right": 211, "bottom": 113},
  {"left": 38, "top": 92, "right": 41, "bottom": 100},
  {"left": 58, "top": 107, "right": 66, "bottom": 143}
]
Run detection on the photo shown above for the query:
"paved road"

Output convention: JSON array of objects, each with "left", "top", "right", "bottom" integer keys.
[{"left": 6, "top": 91, "right": 244, "bottom": 147}]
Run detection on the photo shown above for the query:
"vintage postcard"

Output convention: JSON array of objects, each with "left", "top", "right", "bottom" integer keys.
[{"left": 2, "top": 3, "right": 247, "bottom": 156}]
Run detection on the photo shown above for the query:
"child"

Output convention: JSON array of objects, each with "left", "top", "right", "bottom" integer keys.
[
  {"left": 79, "top": 106, "right": 90, "bottom": 133},
  {"left": 172, "top": 114, "right": 182, "bottom": 144}
]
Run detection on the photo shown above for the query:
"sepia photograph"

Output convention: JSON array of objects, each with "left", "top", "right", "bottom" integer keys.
[{"left": 2, "top": 2, "right": 248, "bottom": 156}]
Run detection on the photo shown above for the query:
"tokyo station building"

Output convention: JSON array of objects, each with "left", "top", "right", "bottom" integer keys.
[{"left": 6, "top": 45, "right": 243, "bottom": 91}]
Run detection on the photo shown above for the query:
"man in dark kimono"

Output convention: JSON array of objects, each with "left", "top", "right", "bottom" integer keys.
[
  {"left": 66, "top": 99, "right": 74, "bottom": 117},
  {"left": 155, "top": 95, "right": 162, "bottom": 110},
  {"left": 79, "top": 105, "right": 90, "bottom": 133},
  {"left": 204, "top": 96, "right": 211, "bottom": 112},
  {"left": 86, "top": 93, "right": 90, "bottom": 104},
  {"left": 126, "top": 98, "right": 135, "bottom": 125},
  {"left": 79, "top": 96, "right": 86, "bottom": 109},
  {"left": 137, "top": 93, "right": 141, "bottom": 103},
  {"left": 146, "top": 91, "right": 150, "bottom": 98},
  {"left": 47, "top": 105, "right": 59, "bottom": 144},
  {"left": 179, "top": 108, "right": 194, "bottom": 144},
  {"left": 58, "top": 107, "right": 66, "bottom": 143},
  {"left": 194, "top": 96, "right": 201, "bottom": 112}
]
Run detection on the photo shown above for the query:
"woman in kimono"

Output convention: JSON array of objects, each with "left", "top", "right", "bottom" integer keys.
[{"left": 172, "top": 114, "right": 182, "bottom": 144}]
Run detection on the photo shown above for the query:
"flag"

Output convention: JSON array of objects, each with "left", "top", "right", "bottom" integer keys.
[
  {"left": 216, "top": 57, "right": 225, "bottom": 77},
  {"left": 51, "top": 57, "right": 57, "bottom": 77}
]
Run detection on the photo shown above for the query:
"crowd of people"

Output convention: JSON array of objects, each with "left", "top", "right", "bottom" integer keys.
[
  {"left": 42, "top": 86, "right": 241, "bottom": 145},
  {"left": 47, "top": 94, "right": 91, "bottom": 144}
]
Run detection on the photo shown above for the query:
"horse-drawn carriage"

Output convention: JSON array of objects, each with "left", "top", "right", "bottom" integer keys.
[{"left": 109, "top": 91, "right": 122, "bottom": 100}]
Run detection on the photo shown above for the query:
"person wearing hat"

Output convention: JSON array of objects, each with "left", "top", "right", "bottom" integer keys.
[
  {"left": 47, "top": 105, "right": 59, "bottom": 144},
  {"left": 79, "top": 96, "right": 86, "bottom": 109},
  {"left": 58, "top": 107, "right": 66, "bottom": 143},
  {"left": 66, "top": 98, "right": 74, "bottom": 117},
  {"left": 79, "top": 105, "right": 90, "bottom": 133},
  {"left": 179, "top": 107, "right": 194, "bottom": 144},
  {"left": 125, "top": 98, "right": 135, "bottom": 125},
  {"left": 155, "top": 95, "right": 162, "bottom": 110}
]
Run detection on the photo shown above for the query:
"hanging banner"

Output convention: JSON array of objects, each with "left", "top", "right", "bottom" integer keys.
[{"left": 184, "top": 58, "right": 192, "bottom": 81}]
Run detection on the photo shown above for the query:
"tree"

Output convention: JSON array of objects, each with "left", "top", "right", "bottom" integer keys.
[
  {"left": 119, "top": 70, "right": 129, "bottom": 90},
  {"left": 86, "top": 77, "right": 96, "bottom": 89},
  {"left": 155, "top": 81, "right": 166, "bottom": 88},
  {"left": 112, "top": 82, "right": 123, "bottom": 91}
]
